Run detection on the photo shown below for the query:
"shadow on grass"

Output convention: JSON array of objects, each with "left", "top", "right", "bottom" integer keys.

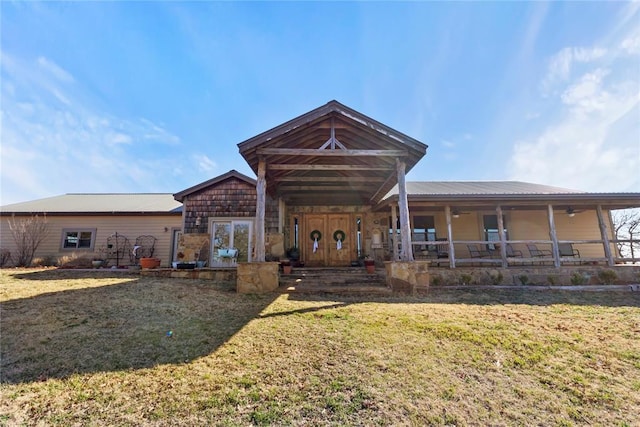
[
  {"left": 1, "top": 271, "right": 278, "bottom": 384},
  {"left": 284, "top": 287, "right": 640, "bottom": 308}
]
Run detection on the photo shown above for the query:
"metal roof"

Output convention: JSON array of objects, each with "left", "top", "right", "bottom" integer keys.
[
  {"left": 0, "top": 194, "right": 183, "bottom": 214},
  {"left": 390, "top": 181, "right": 585, "bottom": 196},
  {"left": 378, "top": 181, "right": 640, "bottom": 210}
]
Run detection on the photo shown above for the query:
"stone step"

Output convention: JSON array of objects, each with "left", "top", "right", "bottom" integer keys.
[{"left": 278, "top": 267, "right": 389, "bottom": 294}]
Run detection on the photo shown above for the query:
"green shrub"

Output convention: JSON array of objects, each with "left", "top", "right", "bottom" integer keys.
[
  {"left": 489, "top": 271, "right": 503, "bottom": 285},
  {"left": 547, "top": 275, "right": 558, "bottom": 285},
  {"left": 570, "top": 272, "right": 588, "bottom": 286},
  {"left": 597, "top": 269, "right": 617, "bottom": 285},
  {"left": 517, "top": 274, "right": 529, "bottom": 285},
  {"left": 460, "top": 273, "right": 473, "bottom": 286},
  {"left": 431, "top": 276, "right": 442, "bottom": 286}
]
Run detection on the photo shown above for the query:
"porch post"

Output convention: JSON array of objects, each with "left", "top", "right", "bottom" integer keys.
[
  {"left": 547, "top": 204, "right": 561, "bottom": 268},
  {"left": 496, "top": 205, "right": 508, "bottom": 268},
  {"left": 444, "top": 205, "right": 456, "bottom": 268},
  {"left": 391, "top": 203, "right": 399, "bottom": 261},
  {"left": 255, "top": 159, "right": 266, "bottom": 262},
  {"left": 396, "top": 159, "right": 413, "bottom": 261},
  {"left": 596, "top": 204, "right": 615, "bottom": 266}
]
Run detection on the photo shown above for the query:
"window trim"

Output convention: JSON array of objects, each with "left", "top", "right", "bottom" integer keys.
[{"left": 60, "top": 228, "right": 97, "bottom": 251}]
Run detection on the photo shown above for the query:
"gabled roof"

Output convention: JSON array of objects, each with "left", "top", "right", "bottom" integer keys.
[
  {"left": 0, "top": 194, "right": 183, "bottom": 215},
  {"left": 237, "top": 100, "right": 428, "bottom": 205},
  {"left": 173, "top": 169, "right": 256, "bottom": 202}
]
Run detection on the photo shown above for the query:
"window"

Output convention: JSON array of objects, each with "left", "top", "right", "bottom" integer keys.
[
  {"left": 61, "top": 229, "right": 96, "bottom": 250},
  {"left": 412, "top": 215, "right": 436, "bottom": 250},
  {"left": 211, "top": 219, "right": 253, "bottom": 265},
  {"left": 483, "top": 215, "right": 507, "bottom": 250}
]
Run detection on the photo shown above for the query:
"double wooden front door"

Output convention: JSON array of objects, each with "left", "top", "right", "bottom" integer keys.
[{"left": 303, "top": 213, "right": 352, "bottom": 267}]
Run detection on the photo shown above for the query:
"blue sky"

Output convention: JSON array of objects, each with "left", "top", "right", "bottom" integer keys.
[{"left": 1, "top": 1, "right": 639, "bottom": 205}]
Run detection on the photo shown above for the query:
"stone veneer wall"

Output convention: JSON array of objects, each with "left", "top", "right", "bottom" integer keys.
[
  {"left": 236, "top": 262, "right": 280, "bottom": 294},
  {"left": 385, "top": 261, "right": 430, "bottom": 294},
  {"left": 427, "top": 265, "right": 640, "bottom": 287}
]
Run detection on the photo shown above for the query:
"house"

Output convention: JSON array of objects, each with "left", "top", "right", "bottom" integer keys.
[
  {"left": 0, "top": 194, "right": 182, "bottom": 268},
  {"left": 2, "top": 101, "right": 639, "bottom": 284}
]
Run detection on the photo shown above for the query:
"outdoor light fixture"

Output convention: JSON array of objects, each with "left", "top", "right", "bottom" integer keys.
[
  {"left": 566, "top": 208, "right": 575, "bottom": 218},
  {"left": 452, "top": 210, "right": 460, "bottom": 219},
  {"left": 195, "top": 216, "right": 202, "bottom": 226}
]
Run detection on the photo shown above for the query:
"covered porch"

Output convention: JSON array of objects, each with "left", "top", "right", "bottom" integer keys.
[{"left": 377, "top": 187, "right": 640, "bottom": 269}]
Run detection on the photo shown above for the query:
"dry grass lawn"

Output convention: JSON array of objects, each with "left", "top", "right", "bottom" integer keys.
[{"left": 1, "top": 268, "right": 639, "bottom": 426}]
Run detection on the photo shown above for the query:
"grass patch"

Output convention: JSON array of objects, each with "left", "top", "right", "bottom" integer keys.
[{"left": 1, "top": 268, "right": 639, "bottom": 425}]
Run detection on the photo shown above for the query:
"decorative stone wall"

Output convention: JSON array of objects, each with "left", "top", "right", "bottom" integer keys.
[
  {"left": 384, "top": 260, "right": 430, "bottom": 294},
  {"left": 266, "top": 232, "right": 285, "bottom": 259},
  {"left": 177, "top": 233, "right": 210, "bottom": 263},
  {"left": 236, "top": 262, "right": 280, "bottom": 294},
  {"left": 140, "top": 268, "right": 236, "bottom": 282},
  {"left": 427, "top": 265, "right": 640, "bottom": 287}
]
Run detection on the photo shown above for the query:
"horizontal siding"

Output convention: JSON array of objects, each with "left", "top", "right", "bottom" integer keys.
[
  {"left": 0, "top": 215, "right": 181, "bottom": 267},
  {"left": 412, "top": 209, "right": 616, "bottom": 259}
]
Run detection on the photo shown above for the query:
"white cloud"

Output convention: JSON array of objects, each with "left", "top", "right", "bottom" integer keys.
[
  {"left": 621, "top": 34, "right": 640, "bottom": 54},
  {"left": 509, "top": 42, "right": 639, "bottom": 192},
  {"left": 441, "top": 139, "right": 455, "bottom": 148},
  {"left": 560, "top": 68, "right": 610, "bottom": 114},
  {"left": 542, "top": 47, "right": 607, "bottom": 93},
  {"left": 0, "top": 52, "right": 185, "bottom": 205},
  {"left": 37, "top": 56, "right": 75, "bottom": 83},
  {"left": 196, "top": 155, "right": 216, "bottom": 172}
]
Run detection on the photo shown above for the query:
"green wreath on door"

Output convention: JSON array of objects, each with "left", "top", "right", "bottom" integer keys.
[{"left": 333, "top": 230, "right": 346, "bottom": 242}]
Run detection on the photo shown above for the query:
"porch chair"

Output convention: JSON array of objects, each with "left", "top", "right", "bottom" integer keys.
[
  {"left": 467, "top": 244, "right": 492, "bottom": 260},
  {"left": 526, "top": 244, "right": 552, "bottom": 265},
  {"left": 506, "top": 244, "right": 523, "bottom": 258},
  {"left": 558, "top": 243, "right": 580, "bottom": 264}
]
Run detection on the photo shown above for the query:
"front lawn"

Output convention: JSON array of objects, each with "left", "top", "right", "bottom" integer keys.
[{"left": 1, "top": 269, "right": 639, "bottom": 425}]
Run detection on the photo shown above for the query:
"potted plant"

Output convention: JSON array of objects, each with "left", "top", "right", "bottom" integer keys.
[
  {"left": 281, "top": 259, "right": 292, "bottom": 274},
  {"left": 139, "top": 257, "right": 161, "bottom": 269},
  {"left": 364, "top": 255, "right": 375, "bottom": 274}
]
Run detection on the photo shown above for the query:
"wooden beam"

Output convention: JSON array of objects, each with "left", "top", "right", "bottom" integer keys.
[
  {"left": 255, "top": 160, "right": 266, "bottom": 262},
  {"left": 276, "top": 185, "right": 372, "bottom": 191},
  {"left": 444, "top": 205, "right": 456, "bottom": 268},
  {"left": 257, "top": 148, "right": 407, "bottom": 157},
  {"left": 496, "top": 205, "right": 508, "bottom": 268},
  {"left": 273, "top": 176, "right": 385, "bottom": 182},
  {"left": 268, "top": 164, "right": 394, "bottom": 171},
  {"left": 547, "top": 204, "right": 561, "bottom": 268},
  {"left": 397, "top": 159, "right": 413, "bottom": 261},
  {"left": 596, "top": 204, "right": 615, "bottom": 266},
  {"left": 391, "top": 203, "right": 399, "bottom": 261}
]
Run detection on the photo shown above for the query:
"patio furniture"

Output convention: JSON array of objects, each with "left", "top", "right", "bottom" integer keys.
[
  {"left": 527, "top": 244, "right": 552, "bottom": 265},
  {"left": 559, "top": 243, "right": 580, "bottom": 264},
  {"left": 217, "top": 247, "right": 238, "bottom": 265},
  {"left": 467, "top": 244, "right": 492, "bottom": 262},
  {"left": 506, "top": 244, "right": 523, "bottom": 257}
]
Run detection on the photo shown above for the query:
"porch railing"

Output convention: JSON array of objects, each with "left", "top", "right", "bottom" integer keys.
[{"left": 409, "top": 238, "right": 640, "bottom": 268}]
